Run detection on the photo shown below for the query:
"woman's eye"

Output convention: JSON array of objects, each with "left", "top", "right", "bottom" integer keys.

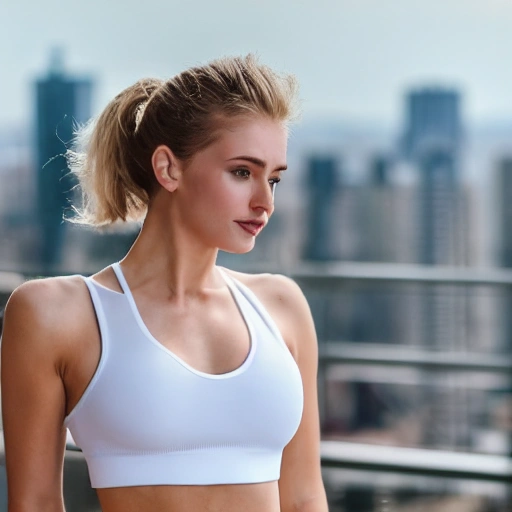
[
  {"left": 232, "top": 168, "right": 250, "bottom": 179},
  {"left": 269, "top": 177, "right": 281, "bottom": 189}
]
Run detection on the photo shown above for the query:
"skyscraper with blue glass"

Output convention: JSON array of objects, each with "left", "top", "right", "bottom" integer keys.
[
  {"left": 303, "top": 155, "right": 340, "bottom": 261},
  {"left": 35, "top": 49, "right": 92, "bottom": 271}
]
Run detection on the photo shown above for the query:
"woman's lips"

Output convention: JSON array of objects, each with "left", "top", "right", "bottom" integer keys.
[{"left": 235, "top": 221, "right": 265, "bottom": 236}]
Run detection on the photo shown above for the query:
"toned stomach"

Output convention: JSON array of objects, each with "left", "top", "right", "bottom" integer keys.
[{"left": 96, "top": 481, "right": 280, "bottom": 512}]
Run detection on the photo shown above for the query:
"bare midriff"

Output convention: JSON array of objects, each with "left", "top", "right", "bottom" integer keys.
[{"left": 96, "top": 481, "right": 280, "bottom": 512}]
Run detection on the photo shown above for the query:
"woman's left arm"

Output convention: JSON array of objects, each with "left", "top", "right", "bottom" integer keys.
[{"left": 268, "top": 275, "right": 329, "bottom": 512}]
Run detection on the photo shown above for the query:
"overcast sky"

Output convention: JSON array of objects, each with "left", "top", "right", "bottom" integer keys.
[{"left": 1, "top": 0, "right": 512, "bottom": 130}]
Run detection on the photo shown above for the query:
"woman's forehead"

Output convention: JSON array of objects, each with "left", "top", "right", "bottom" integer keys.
[{"left": 211, "top": 117, "right": 288, "bottom": 160}]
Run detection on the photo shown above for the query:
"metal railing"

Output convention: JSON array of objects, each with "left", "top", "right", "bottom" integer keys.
[{"left": 290, "top": 261, "right": 512, "bottom": 488}]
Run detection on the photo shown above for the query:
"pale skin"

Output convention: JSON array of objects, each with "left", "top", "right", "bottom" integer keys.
[{"left": 1, "top": 116, "right": 329, "bottom": 512}]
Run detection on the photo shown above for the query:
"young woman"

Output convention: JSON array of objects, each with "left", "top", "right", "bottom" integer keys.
[{"left": 1, "top": 55, "right": 328, "bottom": 512}]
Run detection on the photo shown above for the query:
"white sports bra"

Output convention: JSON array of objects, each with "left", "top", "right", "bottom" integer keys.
[{"left": 64, "top": 264, "right": 304, "bottom": 488}]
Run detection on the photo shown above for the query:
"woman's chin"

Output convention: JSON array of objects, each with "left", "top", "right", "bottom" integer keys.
[{"left": 221, "top": 241, "right": 256, "bottom": 255}]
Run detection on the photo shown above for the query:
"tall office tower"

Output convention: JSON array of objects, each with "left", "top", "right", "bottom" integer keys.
[
  {"left": 302, "top": 155, "right": 340, "bottom": 261},
  {"left": 402, "top": 88, "right": 470, "bottom": 262},
  {"left": 403, "top": 89, "right": 464, "bottom": 263},
  {"left": 35, "top": 49, "right": 92, "bottom": 271},
  {"left": 402, "top": 88, "right": 472, "bottom": 450},
  {"left": 497, "top": 157, "right": 512, "bottom": 352}
]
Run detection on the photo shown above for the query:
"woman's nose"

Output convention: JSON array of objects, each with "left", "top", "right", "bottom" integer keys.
[{"left": 250, "top": 180, "right": 275, "bottom": 215}]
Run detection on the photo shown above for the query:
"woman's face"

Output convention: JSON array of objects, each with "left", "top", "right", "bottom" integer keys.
[{"left": 172, "top": 115, "right": 288, "bottom": 254}]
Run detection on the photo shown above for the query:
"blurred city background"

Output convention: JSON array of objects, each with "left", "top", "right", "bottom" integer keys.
[{"left": 1, "top": 1, "right": 512, "bottom": 511}]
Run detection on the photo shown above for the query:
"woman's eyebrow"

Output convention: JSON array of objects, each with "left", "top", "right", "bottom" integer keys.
[{"left": 227, "top": 155, "right": 287, "bottom": 172}]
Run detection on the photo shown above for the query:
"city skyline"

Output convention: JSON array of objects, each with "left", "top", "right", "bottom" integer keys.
[{"left": 1, "top": 0, "right": 512, "bottom": 130}]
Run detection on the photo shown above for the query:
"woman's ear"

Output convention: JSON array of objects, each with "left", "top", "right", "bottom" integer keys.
[{"left": 152, "top": 145, "right": 182, "bottom": 192}]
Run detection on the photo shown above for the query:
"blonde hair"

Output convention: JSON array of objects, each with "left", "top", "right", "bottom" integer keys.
[{"left": 67, "top": 55, "right": 299, "bottom": 226}]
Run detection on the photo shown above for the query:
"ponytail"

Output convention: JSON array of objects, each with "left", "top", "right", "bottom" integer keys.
[{"left": 67, "top": 78, "right": 164, "bottom": 226}]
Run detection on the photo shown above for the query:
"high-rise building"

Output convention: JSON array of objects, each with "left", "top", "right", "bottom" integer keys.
[
  {"left": 497, "top": 157, "right": 512, "bottom": 352},
  {"left": 403, "top": 88, "right": 470, "bottom": 257},
  {"left": 302, "top": 155, "right": 340, "bottom": 261},
  {"left": 402, "top": 88, "right": 472, "bottom": 448},
  {"left": 35, "top": 49, "right": 93, "bottom": 271},
  {"left": 402, "top": 88, "right": 465, "bottom": 266}
]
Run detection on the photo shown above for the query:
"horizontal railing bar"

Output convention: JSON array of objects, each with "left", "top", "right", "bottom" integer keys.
[
  {"left": 320, "top": 440, "right": 512, "bottom": 483},
  {"left": 318, "top": 342, "right": 512, "bottom": 373},
  {"left": 291, "top": 261, "right": 512, "bottom": 286}
]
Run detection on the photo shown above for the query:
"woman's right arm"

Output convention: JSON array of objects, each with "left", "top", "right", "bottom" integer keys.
[{"left": 1, "top": 280, "right": 69, "bottom": 512}]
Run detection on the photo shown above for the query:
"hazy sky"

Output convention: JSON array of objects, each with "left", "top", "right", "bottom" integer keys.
[{"left": 1, "top": 0, "right": 512, "bottom": 130}]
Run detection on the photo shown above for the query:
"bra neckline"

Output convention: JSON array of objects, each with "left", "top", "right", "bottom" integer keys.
[{"left": 110, "top": 262, "right": 257, "bottom": 380}]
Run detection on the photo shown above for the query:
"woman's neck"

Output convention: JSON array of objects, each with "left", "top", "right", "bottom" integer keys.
[{"left": 119, "top": 206, "right": 222, "bottom": 300}]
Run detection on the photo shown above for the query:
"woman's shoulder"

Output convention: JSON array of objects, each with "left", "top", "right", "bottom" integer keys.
[
  {"left": 221, "top": 268, "right": 307, "bottom": 311},
  {"left": 3, "top": 275, "right": 92, "bottom": 348},
  {"left": 8, "top": 274, "right": 88, "bottom": 314}
]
